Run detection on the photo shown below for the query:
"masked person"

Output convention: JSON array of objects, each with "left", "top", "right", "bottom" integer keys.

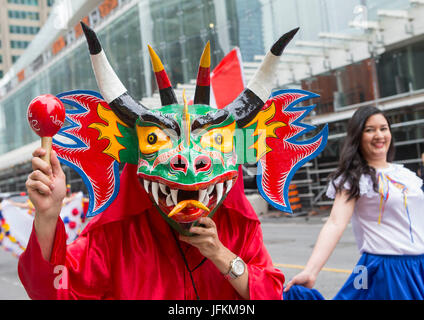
[{"left": 17, "top": 23, "right": 312, "bottom": 300}]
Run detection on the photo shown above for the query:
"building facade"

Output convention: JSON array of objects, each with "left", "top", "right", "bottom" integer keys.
[
  {"left": 1, "top": 0, "right": 423, "bottom": 214},
  {"left": 0, "top": 0, "right": 55, "bottom": 78}
]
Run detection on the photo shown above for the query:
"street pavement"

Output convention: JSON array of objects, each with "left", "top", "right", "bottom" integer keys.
[
  {"left": 261, "top": 213, "right": 359, "bottom": 299},
  {"left": 0, "top": 250, "right": 27, "bottom": 299},
  {"left": 0, "top": 212, "right": 358, "bottom": 300}
]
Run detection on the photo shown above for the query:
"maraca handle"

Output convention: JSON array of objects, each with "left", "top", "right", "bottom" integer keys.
[{"left": 41, "top": 136, "right": 52, "bottom": 165}]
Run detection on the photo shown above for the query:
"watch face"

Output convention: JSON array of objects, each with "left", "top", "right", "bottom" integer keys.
[{"left": 233, "top": 259, "right": 245, "bottom": 276}]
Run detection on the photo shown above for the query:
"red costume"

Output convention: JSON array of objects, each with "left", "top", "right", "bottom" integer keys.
[{"left": 18, "top": 165, "right": 285, "bottom": 300}]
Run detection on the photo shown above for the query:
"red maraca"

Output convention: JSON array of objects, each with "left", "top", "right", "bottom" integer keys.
[{"left": 27, "top": 94, "right": 65, "bottom": 165}]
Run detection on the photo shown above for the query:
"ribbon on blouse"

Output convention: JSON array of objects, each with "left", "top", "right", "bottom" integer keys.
[{"left": 377, "top": 172, "right": 414, "bottom": 243}]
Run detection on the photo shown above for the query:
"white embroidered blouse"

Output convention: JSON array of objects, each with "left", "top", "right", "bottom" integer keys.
[{"left": 326, "top": 163, "right": 424, "bottom": 255}]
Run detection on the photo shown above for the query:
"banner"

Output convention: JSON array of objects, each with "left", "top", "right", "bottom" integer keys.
[{"left": 0, "top": 192, "right": 86, "bottom": 257}]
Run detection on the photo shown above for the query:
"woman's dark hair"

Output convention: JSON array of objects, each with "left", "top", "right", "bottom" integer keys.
[{"left": 328, "top": 106, "right": 395, "bottom": 201}]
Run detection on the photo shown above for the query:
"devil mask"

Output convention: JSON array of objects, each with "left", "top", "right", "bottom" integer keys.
[{"left": 51, "top": 22, "right": 328, "bottom": 235}]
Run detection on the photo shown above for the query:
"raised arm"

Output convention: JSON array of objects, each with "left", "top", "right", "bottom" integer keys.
[
  {"left": 25, "top": 147, "right": 66, "bottom": 261},
  {"left": 284, "top": 189, "right": 356, "bottom": 291}
]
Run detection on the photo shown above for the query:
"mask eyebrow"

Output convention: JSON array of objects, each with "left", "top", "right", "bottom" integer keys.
[
  {"left": 191, "top": 109, "right": 230, "bottom": 132},
  {"left": 139, "top": 112, "right": 181, "bottom": 137}
]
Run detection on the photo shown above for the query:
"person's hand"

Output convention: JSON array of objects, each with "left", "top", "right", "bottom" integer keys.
[
  {"left": 283, "top": 270, "right": 317, "bottom": 292},
  {"left": 25, "top": 148, "right": 66, "bottom": 222},
  {"left": 179, "top": 217, "right": 225, "bottom": 260}
]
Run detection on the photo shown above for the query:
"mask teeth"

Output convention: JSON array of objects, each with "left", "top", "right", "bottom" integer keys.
[
  {"left": 152, "top": 182, "right": 159, "bottom": 204},
  {"left": 143, "top": 178, "right": 234, "bottom": 209},
  {"left": 143, "top": 179, "right": 150, "bottom": 193},
  {"left": 202, "top": 193, "right": 210, "bottom": 207},
  {"left": 226, "top": 180, "right": 233, "bottom": 194},
  {"left": 170, "top": 189, "right": 178, "bottom": 206},
  {"left": 166, "top": 194, "right": 173, "bottom": 207},
  {"left": 207, "top": 184, "right": 214, "bottom": 195},
  {"left": 159, "top": 183, "right": 168, "bottom": 196},
  {"left": 198, "top": 189, "right": 207, "bottom": 203},
  {"left": 216, "top": 182, "right": 223, "bottom": 204}
]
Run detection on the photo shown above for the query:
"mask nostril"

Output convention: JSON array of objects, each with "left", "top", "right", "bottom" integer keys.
[
  {"left": 170, "top": 155, "right": 188, "bottom": 173},
  {"left": 194, "top": 155, "right": 211, "bottom": 173}
]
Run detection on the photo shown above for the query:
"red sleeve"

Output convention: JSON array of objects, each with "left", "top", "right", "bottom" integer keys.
[
  {"left": 18, "top": 218, "right": 111, "bottom": 300},
  {"left": 242, "top": 222, "right": 285, "bottom": 300}
]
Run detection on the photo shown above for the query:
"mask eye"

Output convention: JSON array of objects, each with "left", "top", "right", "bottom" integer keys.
[
  {"left": 200, "top": 122, "right": 235, "bottom": 153},
  {"left": 147, "top": 133, "right": 158, "bottom": 145},
  {"left": 137, "top": 125, "right": 172, "bottom": 154},
  {"left": 214, "top": 134, "right": 223, "bottom": 145}
]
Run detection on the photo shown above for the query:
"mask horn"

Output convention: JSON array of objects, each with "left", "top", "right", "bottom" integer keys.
[
  {"left": 193, "top": 41, "right": 210, "bottom": 105},
  {"left": 224, "top": 27, "right": 299, "bottom": 128},
  {"left": 148, "top": 45, "right": 178, "bottom": 106},
  {"left": 81, "top": 21, "right": 148, "bottom": 127}
]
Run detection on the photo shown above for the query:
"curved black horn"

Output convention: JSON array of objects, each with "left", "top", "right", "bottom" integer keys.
[
  {"left": 225, "top": 27, "right": 299, "bottom": 128},
  {"left": 81, "top": 22, "right": 148, "bottom": 127}
]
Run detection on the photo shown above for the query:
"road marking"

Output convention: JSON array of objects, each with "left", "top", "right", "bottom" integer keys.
[{"left": 274, "top": 263, "right": 351, "bottom": 274}]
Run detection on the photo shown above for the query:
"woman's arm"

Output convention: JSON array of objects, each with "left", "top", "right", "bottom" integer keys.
[{"left": 284, "top": 189, "right": 356, "bottom": 291}]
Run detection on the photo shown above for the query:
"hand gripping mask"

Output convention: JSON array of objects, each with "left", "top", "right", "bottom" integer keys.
[{"left": 51, "top": 22, "right": 328, "bottom": 235}]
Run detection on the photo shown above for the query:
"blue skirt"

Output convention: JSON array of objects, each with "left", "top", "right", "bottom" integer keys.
[{"left": 283, "top": 252, "right": 424, "bottom": 300}]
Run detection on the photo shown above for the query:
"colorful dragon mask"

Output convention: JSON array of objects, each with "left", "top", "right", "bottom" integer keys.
[{"left": 52, "top": 22, "right": 328, "bottom": 235}]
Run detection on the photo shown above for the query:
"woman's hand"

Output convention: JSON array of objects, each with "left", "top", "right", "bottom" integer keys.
[
  {"left": 179, "top": 217, "right": 225, "bottom": 260},
  {"left": 283, "top": 270, "right": 317, "bottom": 292}
]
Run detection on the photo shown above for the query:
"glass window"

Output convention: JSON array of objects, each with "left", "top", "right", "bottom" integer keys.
[
  {"left": 410, "top": 41, "right": 424, "bottom": 92},
  {"left": 8, "top": 11, "right": 41, "bottom": 20},
  {"left": 99, "top": 6, "right": 145, "bottom": 100},
  {"left": 65, "top": 30, "right": 75, "bottom": 45},
  {"left": 377, "top": 48, "right": 410, "bottom": 97},
  {"left": 301, "top": 59, "right": 376, "bottom": 113},
  {"left": 7, "top": 0, "right": 39, "bottom": 5},
  {"left": 89, "top": 8, "right": 100, "bottom": 26},
  {"left": 17, "top": 41, "right": 29, "bottom": 49}
]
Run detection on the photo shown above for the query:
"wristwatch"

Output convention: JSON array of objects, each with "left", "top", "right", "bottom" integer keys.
[{"left": 224, "top": 256, "right": 245, "bottom": 280}]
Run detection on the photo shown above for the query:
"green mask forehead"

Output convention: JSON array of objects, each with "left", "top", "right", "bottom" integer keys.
[{"left": 135, "top": 104, "right": 239, "bottom": 234}]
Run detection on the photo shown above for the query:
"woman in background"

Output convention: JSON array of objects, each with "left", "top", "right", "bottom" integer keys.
[{"left": 284, "top": 106, "right": 424, "bottom": 300}]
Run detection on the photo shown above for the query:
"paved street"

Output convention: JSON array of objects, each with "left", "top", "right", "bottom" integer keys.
[
  {"left": 0, "top": 250, "right": 27, "bottom": 299},
  {"left": 0, "top": 213, "right": 358, "bottom": 300},
  {"left": 261, "top": 214, "right": 359, "bottom": 299}
]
